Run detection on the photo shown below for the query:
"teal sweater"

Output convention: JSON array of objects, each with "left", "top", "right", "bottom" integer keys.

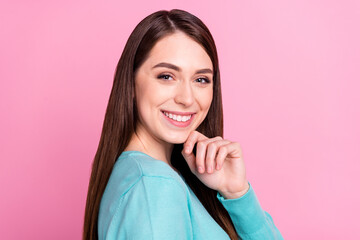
[{"left": 98, "top": 151, "right": 283, "bottom": 239}]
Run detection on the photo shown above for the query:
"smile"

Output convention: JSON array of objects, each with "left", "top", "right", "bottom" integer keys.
[
  {"left": 161, "top": 110, "right": 196, "bottom": 128},
  {"left": 162, "top": 111, "right": 193, "bottom": 122}
]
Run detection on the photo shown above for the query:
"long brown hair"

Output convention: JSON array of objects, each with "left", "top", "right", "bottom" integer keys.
[{"left": 83, "top": 9, "right": 239, "bottom": 240}]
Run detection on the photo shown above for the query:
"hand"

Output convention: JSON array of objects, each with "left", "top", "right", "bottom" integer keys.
[{"left": 181, "top": 131, "right": 250, "bottom": 199}]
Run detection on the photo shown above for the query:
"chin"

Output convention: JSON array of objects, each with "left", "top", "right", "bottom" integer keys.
[
  {"left": 166, "top": 137, "right": 187, "bottom": 144},
  {"left": 171, "top": 139, "right": 187, "bottom": 144},
  {"left": 164, "top": 133, "right": 189, "bottom": 144}
]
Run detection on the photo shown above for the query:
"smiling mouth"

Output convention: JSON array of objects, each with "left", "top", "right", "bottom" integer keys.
[{"left": 161, "top": 110, "right": 195, "bottom": 122}]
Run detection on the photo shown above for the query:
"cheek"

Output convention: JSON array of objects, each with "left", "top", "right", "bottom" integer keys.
[
  {"left": 199, "top": 88, "right": 213, "bottom": 110},
  {"left": 135, "top": 83, "right": 152, "bottom": 120},
  {"left": 135, "top": 82, "right": 171, "bottom": 112}
]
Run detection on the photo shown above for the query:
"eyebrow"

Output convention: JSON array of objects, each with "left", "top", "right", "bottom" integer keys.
[{"left": 152, "top": 62, "right": 213, "bottom": 75}]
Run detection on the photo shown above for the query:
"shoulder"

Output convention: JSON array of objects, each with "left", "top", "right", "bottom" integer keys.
[
  {"left": 98, "top": 151, "right": 191, "bottom": 238},
  {"left": 115, "top": 150, "right": 182, "bottom": 180},
  {"left": 101, "top": 151, "right": 187, "bottom": 206}
]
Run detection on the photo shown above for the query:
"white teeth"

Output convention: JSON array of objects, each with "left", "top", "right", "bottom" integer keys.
[{"left": 162, "top": 111, "right": 192, "bottom": 122}]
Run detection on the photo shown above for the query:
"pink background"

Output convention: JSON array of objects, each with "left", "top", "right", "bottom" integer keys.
[{"left": 1, "top": 0, "right": 359, "bottom": 239}]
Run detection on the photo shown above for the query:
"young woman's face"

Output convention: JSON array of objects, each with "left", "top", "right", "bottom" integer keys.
[{"left": 134, "top": 31, "right": 213, "bottom": 145}]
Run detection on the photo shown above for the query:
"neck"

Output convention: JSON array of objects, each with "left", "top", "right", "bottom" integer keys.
[{"left": 125, "top": 129, "right": 174, "bottom": 168}]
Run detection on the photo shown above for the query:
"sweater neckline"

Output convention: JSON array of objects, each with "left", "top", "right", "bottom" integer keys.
[{"left": 121, "top": 150, "right": 185, "bottom": 180}]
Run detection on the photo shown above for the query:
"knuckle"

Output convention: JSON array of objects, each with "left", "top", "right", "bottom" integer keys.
[
  {"left": 189, "top": 131, "right": 197, "bottom": 140},
  {"left": 197, "top": 141, "right": 206, "bottom": 149},
  {"left": 219, "top": 145, "right": 225, "bottom": 151},
  {"left": 208, "top": 142, "right": 217, "bottom": 149},
  {"left": 235, "top": 142, "right": 243, "bottom": 153},
  {"left": 219, "top": 146, "right": 227, "bottom": 154}
]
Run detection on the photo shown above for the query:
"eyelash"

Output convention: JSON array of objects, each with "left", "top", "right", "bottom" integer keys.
[{"left": 157, "top": 74, "right": 211, "bottom": 84}]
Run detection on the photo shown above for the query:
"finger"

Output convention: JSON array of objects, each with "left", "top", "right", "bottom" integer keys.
[
  {"left": 205, "top": 139, "right": 231, "bottom": 173},
  {"left": 225, "top": 141, "right": 243, "bottom": 158},
  {"left": 216, "top": 142, "right": 243, "bottom": 169},
  {"left": 181, "top": 147, "right": 197, "bottom": 174},
  {"left": 215, "top": 145, "right": 228, "bottom": 170},
  {"left": 195, "top": 136, "right": 223, "bottom": 174},
  {"left": 195, "top": 140, "right": 207, "bottom": 173},
  {"left": 183, "top": 131, "right": 208, "bottom": 155}
]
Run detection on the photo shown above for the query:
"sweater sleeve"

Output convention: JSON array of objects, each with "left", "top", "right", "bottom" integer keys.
[
  {"left": 104, "top": 176, "right": 193, "bottom": 240},
  {"left": 216, "top": 182, "right": 284, "bottom": 240}
]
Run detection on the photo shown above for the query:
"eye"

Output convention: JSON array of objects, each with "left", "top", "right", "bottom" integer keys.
[
  {"left": 157, "top": 74, "right": 173, "bottom": 81},
  {"left": 195, "top": 77, "right": 211, "bottom": 84}
]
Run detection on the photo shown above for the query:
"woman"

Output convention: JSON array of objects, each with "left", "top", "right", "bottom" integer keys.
[{"left": 83, "top": 9, "right": 283, "bottom": 240}]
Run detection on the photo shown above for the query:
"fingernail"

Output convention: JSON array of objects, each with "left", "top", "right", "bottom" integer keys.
[
  {"left": 207, "top": 166, "right": 212, "bottom": 173},
  {"left": 185, "top": 147, "right": 190, "bottom": 153},
  {"left": 216, "top": 163, "right": 220, "bottom": 170},
  {"left": 198, "top": 166, "right": 203, "bottom": 173}
]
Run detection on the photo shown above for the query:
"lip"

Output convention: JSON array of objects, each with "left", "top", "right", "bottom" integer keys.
[{"left": 161, "top": 110, "right": 196, "bottom": 128}]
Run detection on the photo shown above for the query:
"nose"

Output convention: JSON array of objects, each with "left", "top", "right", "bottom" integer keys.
[{"left": 174, "top": 80, "right": 194, "bottom": 107}]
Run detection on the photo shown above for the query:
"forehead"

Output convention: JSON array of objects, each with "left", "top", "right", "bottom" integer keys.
[{"left": 144, "top": 31, "right": 213, "bottom": 72}]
